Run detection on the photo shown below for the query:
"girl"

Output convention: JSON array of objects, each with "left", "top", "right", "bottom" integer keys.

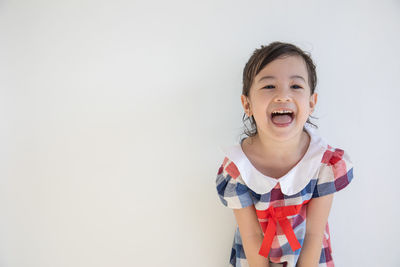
[{"left": 215, "top": 42, "right": 354, "bottom": 267}]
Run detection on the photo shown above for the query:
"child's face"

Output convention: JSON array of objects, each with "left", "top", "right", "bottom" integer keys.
[{"left": 241, "top": 55, "right": 317, "bottom": 140}]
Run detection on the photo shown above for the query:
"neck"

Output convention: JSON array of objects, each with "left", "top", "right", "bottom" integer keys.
[{"left": 250, "top": 129, "right": 310, "bottom": 162}]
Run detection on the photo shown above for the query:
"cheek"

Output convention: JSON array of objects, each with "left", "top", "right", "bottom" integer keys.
[
  {"left": 253, "top": 98, "right": 268, "bottom": 110},
  {"left": 300, "top": 97, "right": 312, "bottom": 107},
  {"left": 297, "top": 100, "right": 313, "bottom": 115}
]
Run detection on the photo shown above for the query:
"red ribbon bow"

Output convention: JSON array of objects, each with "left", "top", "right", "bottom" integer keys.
[{"left": 255, "top": 199, "right": 310, "bottom": 258}]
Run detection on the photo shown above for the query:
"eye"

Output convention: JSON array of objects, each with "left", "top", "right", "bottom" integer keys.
[
  {"left": 291, "top": 84, "right": 303, "bottom": 89},
  {"left": 263, "top": 85, "right": 275, "bottom": 89}
]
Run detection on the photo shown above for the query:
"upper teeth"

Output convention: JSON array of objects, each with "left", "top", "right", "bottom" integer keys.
[{"left": 272, "top": 110, "right": 292, "bottom": 114}]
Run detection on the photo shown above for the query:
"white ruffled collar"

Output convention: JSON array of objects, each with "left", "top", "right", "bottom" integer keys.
[{"left": 218, "top": 124, "right": 329, "bottom": 196}]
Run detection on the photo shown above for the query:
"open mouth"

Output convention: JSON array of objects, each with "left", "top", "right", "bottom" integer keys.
[{"left": 270, "top": 110, "right": 295, "bottom": 126}]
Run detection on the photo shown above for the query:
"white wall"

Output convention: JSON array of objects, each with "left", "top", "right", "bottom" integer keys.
[{"left": 1, "top": 0, "right": 399, "bottom": 266}]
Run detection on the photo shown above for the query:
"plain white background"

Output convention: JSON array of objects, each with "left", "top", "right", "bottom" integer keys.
[{"left": 0, "top": 0, "right": 399, "bottom": 266}]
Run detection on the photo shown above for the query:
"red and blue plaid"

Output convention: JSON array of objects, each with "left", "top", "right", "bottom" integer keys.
[{"left": 216, "top": 145, "right": 354, "bottom": 267}]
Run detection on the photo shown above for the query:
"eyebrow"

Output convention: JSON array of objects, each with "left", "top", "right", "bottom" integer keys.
[{"left": 258, "top": 75, "right": 306, "bottom": 83}]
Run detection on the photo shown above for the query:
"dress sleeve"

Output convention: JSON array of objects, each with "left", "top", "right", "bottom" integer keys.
[
  {"left": 215, "top": 157, "right": 254, "bottom": 209},
  {"left": 312, "top": 148, "right": 354, "bottom": 198}
]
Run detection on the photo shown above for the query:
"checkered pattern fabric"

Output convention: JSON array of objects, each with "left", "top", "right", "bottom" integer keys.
[{"left": 216, "top": 145, "right": 354, "bottom": 267}]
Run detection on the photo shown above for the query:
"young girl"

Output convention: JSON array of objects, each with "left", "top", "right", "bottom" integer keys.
[{"left": 215, "top": 42, "right": 354, "bottom": 267}]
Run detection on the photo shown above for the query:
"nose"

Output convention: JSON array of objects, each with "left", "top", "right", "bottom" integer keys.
[
  {"left": 273, "top": 85, "right": 293, "bottom": 102},
  {"left": 273, "top": 93, "right": 292, "bottom": 102}
]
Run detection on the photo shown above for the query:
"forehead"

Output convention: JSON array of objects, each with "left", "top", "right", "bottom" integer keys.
[{"left": 254, "top": 55, "right": 308, "bottom": 83}]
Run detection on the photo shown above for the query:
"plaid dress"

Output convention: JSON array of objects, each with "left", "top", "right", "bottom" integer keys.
[{"left": 215, "top": 124, "right": 354, "bottom": 267}]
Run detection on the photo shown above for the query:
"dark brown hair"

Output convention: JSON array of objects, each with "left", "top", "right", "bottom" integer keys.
[{"left": 241, "top": 41, "right": 319, "bottom": 138}]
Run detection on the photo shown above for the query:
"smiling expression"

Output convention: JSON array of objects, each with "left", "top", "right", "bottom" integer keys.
[{"left": 241, "top": 55, "right": 318, "bottom": 140}]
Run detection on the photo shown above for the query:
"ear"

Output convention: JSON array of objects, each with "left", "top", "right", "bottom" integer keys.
[
  {"left": 241, "top": 94, "right": 252, "bottom": 116},
  {"left": 309, "top": 92, "right": 318, "bottom": 114}
]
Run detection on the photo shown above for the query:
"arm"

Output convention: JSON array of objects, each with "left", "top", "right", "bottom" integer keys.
[
  {"left": 296, "top": 193, "right": 334, "bottom": 267},
  {"left": 233, "top": 205, "right": 270, "bottom": 267}
]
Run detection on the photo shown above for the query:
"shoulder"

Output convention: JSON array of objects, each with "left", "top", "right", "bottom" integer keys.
[
  {"left": 319, "top": 145, "right": 354, "bottom": 178},
  {"left": 312, "top": 145, "right": 354, "bottom": 198},
  {"left": 218, "top": 156, "right": 242, "bottom": 180},
  {"left": 321, "top": 145, "right": 352, "bottom": 166},
  {"left": 215, "top": 157, "right": 254, "bottom": 209}
]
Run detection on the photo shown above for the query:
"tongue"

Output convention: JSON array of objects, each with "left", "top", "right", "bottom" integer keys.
[{"left": 272, "top": 114, "right": 292, "bottom": 124}]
